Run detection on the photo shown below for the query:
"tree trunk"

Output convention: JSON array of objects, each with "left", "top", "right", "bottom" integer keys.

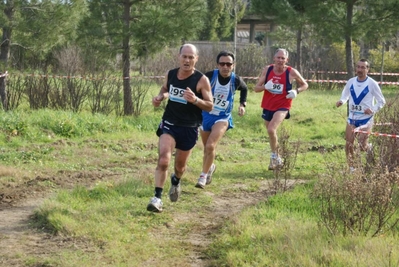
[
  {"left": 345, "top": 1, "right": 354, "bottom": 79},
  {"left": 122, "top": 0, "right": 133, "bottom": 116},
  {"left": 345, "top": 1, "right": 355, "bottom": 116},
  {"left": 0, "top": 0, "right": 15, "bottom": 66},
  {"left": 0, "top": 72, "right": 8, "bottom": 111},
  {"left": 296, "top": 27, "right": 302, "bottom": 73},
  {"left": 0, "top": 28, "right": 12, "bottom": 65}
]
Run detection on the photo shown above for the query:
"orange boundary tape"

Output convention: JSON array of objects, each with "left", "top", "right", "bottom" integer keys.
[
  {"left": 353, "top": 129, "right": 399, "bottom": 138},
  {"left": 309, "top": 70, "right": 399, "bottom": 76}
]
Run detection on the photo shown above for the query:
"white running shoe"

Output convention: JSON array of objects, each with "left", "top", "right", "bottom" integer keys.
[
  {"left": 195, "top": 175, "right": 206, "bottom": 189},
  {"left": 146, "top": 197, "right": 163, "bottom": 213},
  {"left": 206, "top": 164, "right": 216, "bottom": 185},
  {"left": 268, "top": 157, "right": 283, "bottom": 170},
  {"left": 168, "top": 174, "right": 181, "bottom": 202}
]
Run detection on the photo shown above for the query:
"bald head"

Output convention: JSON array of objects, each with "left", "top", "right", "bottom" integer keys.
[{"left": 180, "top": 44, "right": 198, "bottom": 56}]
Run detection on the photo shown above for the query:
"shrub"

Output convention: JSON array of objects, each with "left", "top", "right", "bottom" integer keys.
[{"left": 313, "top": 96, "right": 399, "bottom": 237}]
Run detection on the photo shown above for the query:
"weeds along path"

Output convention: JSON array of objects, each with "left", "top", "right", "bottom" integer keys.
[{"left": 0, "top": 169, "right": 299, "bottom": 266}]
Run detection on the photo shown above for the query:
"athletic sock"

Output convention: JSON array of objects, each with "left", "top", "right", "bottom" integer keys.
[
  {"left": 171, "top": 174, "right": 180, "bottom": 186},
  {"left": 200, "top": 172, "right": 207, "bottom": 178},
  {"left": 155, "top": 187, "right": 163, "bottom": 199}
]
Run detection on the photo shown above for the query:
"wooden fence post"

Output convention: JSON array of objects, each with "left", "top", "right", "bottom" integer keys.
[{"left": 0, "top": 71, "right": 8, "bottom": 111}]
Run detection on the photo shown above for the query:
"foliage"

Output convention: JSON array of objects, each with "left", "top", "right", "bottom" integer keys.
[
  {"left": 198, "top": 0, "right": 226, "bottom": 41},
  {"left": 0, "top": 111, "right": 28, "bottom": 137},
  {"left": 371, "top": 95, "right": 399, "bottom": 172},
  {"left": 313, "top": 165, "right": 399, "bottom": 237},
  {"left": 307, "top": 0, "right": 399, "bottom": 45},
  {"left": 235, "top": 43, "right": 268, "bottom": 76},
  {"left": 324, "top": 42, "right": 360, "bottom": 72},
  {"left": 130, "top": 77, "right": 152, "bottom": 117},
  {"left": 209, "top": 182, "right": 399, "bottom": 267},
  {"left": 369, "top": 46, "right": 399, "bottom": 74},
  {"left": 5, "top": 0, "right": 87, "bottom": 69},
  {"left": 77, "top": 0, "right": 207, "bottom": 63}
]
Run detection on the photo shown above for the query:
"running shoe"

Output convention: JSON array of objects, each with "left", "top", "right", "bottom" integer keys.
[
  {"left": 268, "top": 157, "right": 283, "bottom": 170},
  {"left": 146, "top": 197, "right": 163, "bottom": 213},
  {"left": 195, "top": 175, "right": 206, "bottom": 189},
  {"left": 206, "top": 164, "right": 216, "bottom": 185},
  {"left": 168, "top": 174, "right": 181, "bottom": 202}
]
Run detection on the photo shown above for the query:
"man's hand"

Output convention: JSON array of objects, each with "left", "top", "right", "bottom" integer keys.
[
  {"left": 152, "top": 95, "right": 164, "bottom": 107},
  {"left": 336, "top": 100, "right": 343, "bottom": 107},
  {"left": 364, "top": 108, "right": 374, "bottom": 115},
  {"left": 286, "top": 90, "right": 297, "bottom": 99},
  {"left": 183, "top": 87, "right": 198, "bottom": 104},
  {"left": 264, "top": 80, "right": 274, "bottom": 92},
  {"left": 238, "top": 106, "right": 245, "bottom": 117}
]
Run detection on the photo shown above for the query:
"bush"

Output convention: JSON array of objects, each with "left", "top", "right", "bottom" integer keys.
[{"left": 313, "top": 96, "right": 399, "bottom": 237}]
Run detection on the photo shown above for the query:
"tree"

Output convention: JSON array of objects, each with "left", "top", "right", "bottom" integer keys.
[
  {"left": 308, "top": 0, "right": 399, "bottom": 78},
  {"left": 0, "top": 0, "right": 16, "bottom": 68},
  {"left": 78, "top": 0, "right": 207, "bottom": 115},
  {"left": 0, "top": 0, "right": 88, "bottom": 70},
  {"left": 198, "top": 0, "right": 243, "bottom": 42},
  {"left": 198, "top": 0, "right": 225, "bottom": 41}
]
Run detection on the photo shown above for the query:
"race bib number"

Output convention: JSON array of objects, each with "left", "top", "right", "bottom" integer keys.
[
  {"left": 268, "top": 83, "right": 284, "bottom": 94},
  {"left": 350, "top": 104, "right": 364, "bottom": 115},
  {"left": 210, "top": 84, "right": 230, "bottom": 115},
  {"left": 169, "top": 85, "right": 187, "bottom": 104}
]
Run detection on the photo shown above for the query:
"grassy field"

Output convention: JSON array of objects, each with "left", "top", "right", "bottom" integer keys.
[{"left": 1, "top": 84, "right": 399, "bottom": 266}]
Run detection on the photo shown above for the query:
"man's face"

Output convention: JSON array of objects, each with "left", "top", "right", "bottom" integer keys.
[
  {"left": 217, "top": 55, "right": 234, "bottom": 78},
  {"left": 179, "top": 46, "right": 198, "bottom": 71},
  {"left": 356, "top": 61, "right": 369, "bottom": 79},
  {"left": 273, "top": 51, "right": 288, "bottom": 66}
]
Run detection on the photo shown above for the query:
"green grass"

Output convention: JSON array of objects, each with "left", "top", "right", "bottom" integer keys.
[
  {"left": 1, "top": 84, "right": 399, "bottom": 266},
  {"left": 209, "top": 183, "right": 399, "bottom": 267}
]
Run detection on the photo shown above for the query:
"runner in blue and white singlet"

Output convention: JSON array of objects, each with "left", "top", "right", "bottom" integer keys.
[
  {"left": 339, "top": 75, "right": 385, "bottom": 127},
  {"left": 336, "top": 59, "right": 386, "bottom": 171},
  {"left": 201, "top": 70, "right": 246, "bottom": 131},
  {"left": 195, "top": 51, "right": 248, "bottom": 189}
]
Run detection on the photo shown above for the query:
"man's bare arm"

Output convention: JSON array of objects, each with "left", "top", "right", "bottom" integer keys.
[{"left": 254, "top": 66, "right": 269, "bottom": 93}]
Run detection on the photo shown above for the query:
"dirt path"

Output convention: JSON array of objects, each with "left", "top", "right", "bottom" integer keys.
[
  {"left": 0, "top": 173, "right": 297, "bottom": 267},
  {"left": 0, "top": 196, "right": 47, "bottom": 266},
  {"left": 179, "top": 183, "right": 274, "bottom": 266}
]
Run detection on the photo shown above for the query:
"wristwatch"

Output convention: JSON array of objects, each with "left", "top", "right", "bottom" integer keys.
[{"left": 240, "top": 103, "right": 246, "bottom": 107}]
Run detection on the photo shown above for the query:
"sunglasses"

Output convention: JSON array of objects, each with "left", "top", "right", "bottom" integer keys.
[{"left": 218, "top": 62, "right": 233, "bottom": 67}]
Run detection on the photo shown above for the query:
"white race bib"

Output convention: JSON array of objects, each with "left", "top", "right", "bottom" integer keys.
[
  {"left": 169, "top": 85, "right": 187, "bottom": 104},
  {"left": 350, "top": 104, "right": 365, "bottom": 115},
  {"left": 268, "top": 83, "right": 284, "bottom": 94},
  {"left": 210, "top": 84, "right": 230, "bottom": 115}
]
